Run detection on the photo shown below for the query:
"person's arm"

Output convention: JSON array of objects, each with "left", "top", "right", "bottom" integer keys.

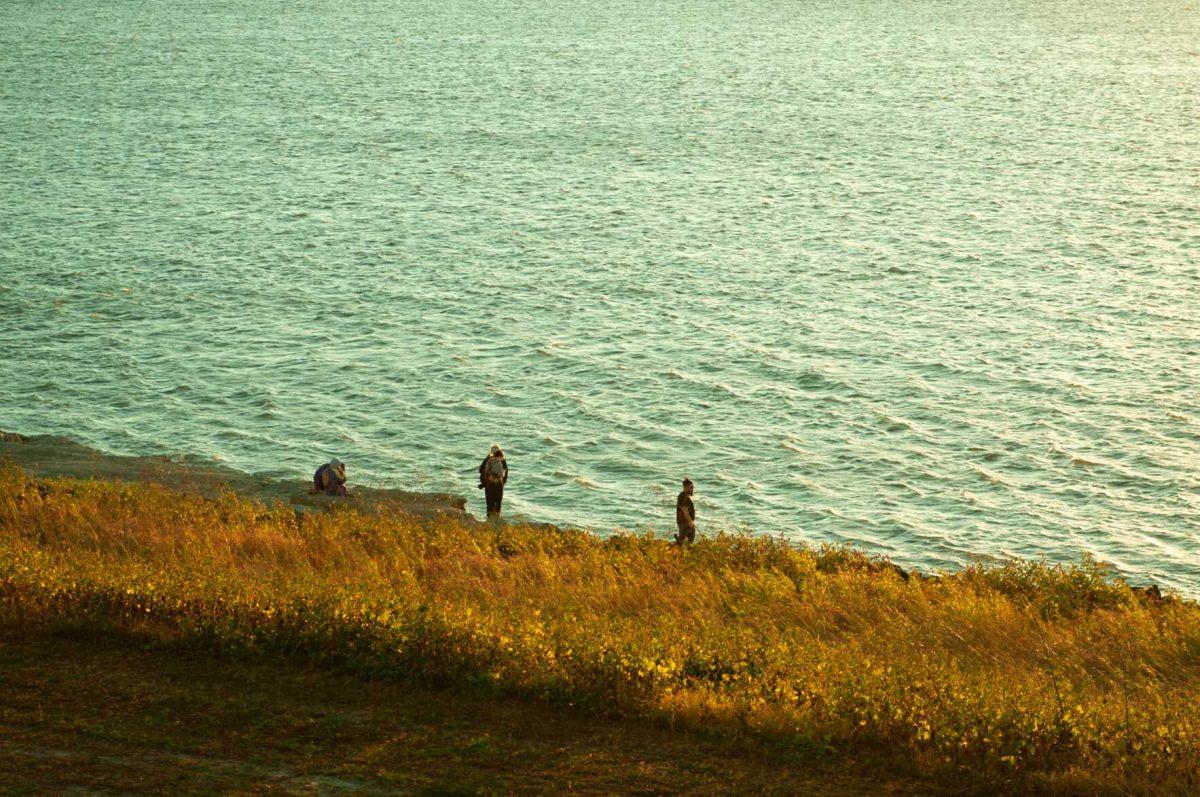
[
  {"left": 479, "top": 457, "right": 488, "bottom": 487},
  {"left": 502, "top": 460, "right": 509, "bottom": 484}
]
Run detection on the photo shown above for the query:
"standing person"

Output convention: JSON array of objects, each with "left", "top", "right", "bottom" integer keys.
[
  {"left": 478, "top": 444, "right": 508, "bottom": 517},
  {"left": 313, "top": 459, "right": 350, "bottom": 497},
  {"left": 675, "top": 478, "right": 696, "bottom": 545}
]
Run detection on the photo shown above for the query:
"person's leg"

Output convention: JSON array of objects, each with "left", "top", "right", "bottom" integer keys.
[
  {"left": 494, "top": 487, "right": 503, "bottom": 515},
  {"left": 485, "top": 485, "right": 498, "bottom": 515}
]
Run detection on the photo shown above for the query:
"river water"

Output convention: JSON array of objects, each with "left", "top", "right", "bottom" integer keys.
[{"left": 2, "top": 0, "right": 1198, "bottom": 593}]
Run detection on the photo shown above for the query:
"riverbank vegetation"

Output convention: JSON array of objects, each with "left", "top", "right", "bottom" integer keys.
[{"left": 2, "top": 466, "right": 1197, "bottom": 794}]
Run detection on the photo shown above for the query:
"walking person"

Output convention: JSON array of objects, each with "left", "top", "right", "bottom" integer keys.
[
  {"left": 478, "top": 444, "right": 508, "bottom": 517},
  {"left": 675, "top": 478, "right": 696, "bottom": 545}
]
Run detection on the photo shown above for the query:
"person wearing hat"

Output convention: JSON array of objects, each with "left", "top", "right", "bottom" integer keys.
[
  {"left": 675, "top": 478, "right": 696, "bottom": 545},
  {"left": 478, "top": 444, "right": 509, "bottom": 517},
  {"left": 313, "top": 458, "right": 350, "bottom": 497}
]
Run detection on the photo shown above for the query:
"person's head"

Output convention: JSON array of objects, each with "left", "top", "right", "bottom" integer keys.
[
  {"left": 490, "top": 444, "right": 503, "bottom": 457},
  {"left": 330, "top": 459, "right": 345, "bottom": 477},
  {"left": 682, "top": 478, "right": 694, "bottom": 495}
]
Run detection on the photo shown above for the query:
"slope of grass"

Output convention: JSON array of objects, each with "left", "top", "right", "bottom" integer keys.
[
  {"left": 2, "top": 631, "right": 914, "bottom": 795},
  {"left": 1, "top": 466, "right": 1197, "bottom": 794}
]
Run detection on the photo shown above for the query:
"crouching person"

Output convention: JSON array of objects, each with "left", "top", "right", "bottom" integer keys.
[{"left": 313, "top": 459, "right": 350, "bottom": 497}]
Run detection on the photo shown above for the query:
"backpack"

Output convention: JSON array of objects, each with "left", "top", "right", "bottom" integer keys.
[{"left": 484, "top": 456, "right": 506, "bottom": 485}]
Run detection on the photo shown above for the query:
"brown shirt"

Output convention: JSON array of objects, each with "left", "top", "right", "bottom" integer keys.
[{"left": 676, "top": 491, "right": 695, "bottom": 528}]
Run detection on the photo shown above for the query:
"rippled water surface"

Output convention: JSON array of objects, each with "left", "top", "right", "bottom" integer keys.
[{"left": 2, "top": 0, "right": 1198, "bottom": 592}]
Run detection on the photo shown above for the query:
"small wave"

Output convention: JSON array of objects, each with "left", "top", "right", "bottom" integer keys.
[
  {"left": 460, "top": 399, "right": 486, "bottom": 414},
  {"left": 960, "top": 490, "right": 1003, "bottom": 511},
  {"left": 747, "top": 345, "right": 785, "bottom": 362},
  {"left": 710, "top": 381, "right": 745, "bottom": 399},
  {"left": 819, "top": 506, "right": 880, "bottom": 527},
  {"left": 970, "top": 465, "right": 1014, "bottom": 487},
  {"left": 872, "top": 409, "right": 924, "bottom": 435},
  {"left": 788, "top": 474, "right": 833, "bottom": 495},
  {"left": 1053, "top": 448, "right": 1174, "bottom": 488}
]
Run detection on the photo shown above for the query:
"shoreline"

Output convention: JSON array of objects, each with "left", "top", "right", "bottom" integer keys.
[
  {"left": 0, "top": 429, "right": 1179, "bottom": 601},
  {"left": 0, "top": 430, "right": 467, "bottom": 519}
]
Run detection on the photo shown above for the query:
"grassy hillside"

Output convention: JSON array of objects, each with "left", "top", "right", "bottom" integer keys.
[
  {"left": 1, "top": 632, "right": 910, "bottom": 795},
  {"left": 2, "top": 465, "right": 1197, "bottom": 794}
]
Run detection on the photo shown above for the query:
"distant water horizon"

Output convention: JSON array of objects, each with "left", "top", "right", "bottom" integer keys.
[{"left": 2, "top": 0, "right": 1198, "bottom": 596}]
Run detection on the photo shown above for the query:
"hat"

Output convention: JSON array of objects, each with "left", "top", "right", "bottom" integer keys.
[{"left": 490, "top": 444, "right": 502, "bottom": 455}]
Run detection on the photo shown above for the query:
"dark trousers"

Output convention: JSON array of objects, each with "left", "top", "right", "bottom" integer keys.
[{"left": 485, "top": 484, "right": 504, "bottom": 515}]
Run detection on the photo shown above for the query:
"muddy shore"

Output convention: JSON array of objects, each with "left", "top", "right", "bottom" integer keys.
[{"left": 0, "top": 431, "right": 467, "bottom": 518}]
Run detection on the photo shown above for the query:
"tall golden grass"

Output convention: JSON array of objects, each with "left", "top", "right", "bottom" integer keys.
[{"left": 1, "top": 465, "right": 1196, "bottom": 794}]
